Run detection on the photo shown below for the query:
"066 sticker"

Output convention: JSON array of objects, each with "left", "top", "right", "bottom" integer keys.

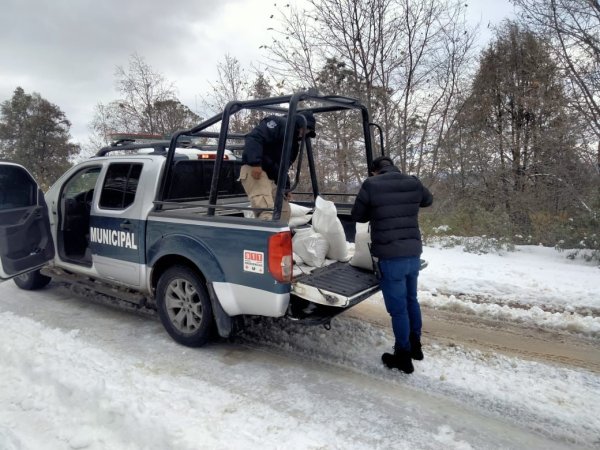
[{"left": 243, "top": 250, "right": 264, "bottom": 274}]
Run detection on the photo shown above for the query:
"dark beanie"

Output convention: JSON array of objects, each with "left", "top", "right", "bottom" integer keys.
[{"left": 298, "top": 111, "right": 316, "bottom": 137}]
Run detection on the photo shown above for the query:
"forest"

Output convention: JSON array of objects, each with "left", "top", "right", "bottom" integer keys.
[{"left": 1, "top": 0, "right": 598, "bottom": 258}]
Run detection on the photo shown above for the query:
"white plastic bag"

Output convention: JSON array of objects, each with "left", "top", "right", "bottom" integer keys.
[
  {"left": 350, "top": 222, "right": 373, "bottom": 270},
  {"left": 312, "top": 196, "right": 348, "bottom": 261},
  {"left": 288, "top": 202, "right": 312, "bottom": 228},
  {"left": 242, "top": 202, "right": 255, "bottom": 218},
  {"left": 292, "top": 226, "right": 329, "bottom": 267}
]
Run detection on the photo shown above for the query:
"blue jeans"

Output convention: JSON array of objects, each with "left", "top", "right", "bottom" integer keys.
[{"left": 378, "top": 256, "right": 422, "bottom": 352}]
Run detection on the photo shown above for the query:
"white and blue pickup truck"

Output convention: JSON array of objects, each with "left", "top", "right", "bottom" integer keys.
[{"left": 0, "top": 92, "right": 382, "bottom": 347}]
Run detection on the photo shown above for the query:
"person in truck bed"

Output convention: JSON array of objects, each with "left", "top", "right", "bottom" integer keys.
[
  {"left": 351, "top": 156, "right": 433, "bottom": 374},
  {"left": 240, "top": 111, "right": 316, "bottom": 222}
]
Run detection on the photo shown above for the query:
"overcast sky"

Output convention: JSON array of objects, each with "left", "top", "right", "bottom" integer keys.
[{"left": 0, "top": 0, "right": 515, "bottom": 146}]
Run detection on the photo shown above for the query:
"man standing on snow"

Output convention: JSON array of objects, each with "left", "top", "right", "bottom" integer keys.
[
  {"left": 240, "top": 111, "right": 316, "bottom": 222},
  {"left": 351, "top": 156, "right": 433, "bottom": 374}
]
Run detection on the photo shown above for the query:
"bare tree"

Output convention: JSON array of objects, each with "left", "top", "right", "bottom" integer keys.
[
  {"left": 263, "top": 3, "right": 321, "bottom": 90},
  {"left": 113, "top": 53, "right": 176, "bottom": 134},
  {"left": 265, "top": 1, "right": 398, "bottom": 128},
  {"left": 153, "top": 99, "right": 201, "bottom": 135},
  {"left": 89, "top": 54, "right": 197, "bottom": 146},
  {"left": 266, "top": 0, "right": 476, "bottom": 178},
  {"left": 88, "top": 101, "right": 121, "bottom": 150},
  {"left": 204, "top": 55, "right": 249, "bottom": 110},
  {"left": 393, "top": 0, "right": 442, "bottom": 173},
  {"left": 202, "top": 54, "right": 251, "bottom": 133},
  {"left": 399, "top": 1, "right": 477, "bottom": 178},
  {"left": 312, "top": 59, "right": 367, "bottom": 192}
]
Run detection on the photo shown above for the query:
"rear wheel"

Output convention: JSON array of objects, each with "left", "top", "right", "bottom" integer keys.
[
  {"left": 13, "top": 269, "right": 52, "bottom": 290},
  {"left": 156, "top": 266, "right": 213, "bottom": 347}
]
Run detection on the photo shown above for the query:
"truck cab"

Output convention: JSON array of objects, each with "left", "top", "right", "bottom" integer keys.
[{"left": 0, "top": 91, "right": 384, "bottom": 347}]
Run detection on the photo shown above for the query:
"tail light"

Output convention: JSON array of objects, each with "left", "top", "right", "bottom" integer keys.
[{"left": 268, "top": 231, "right": 293, "bottom": 283}]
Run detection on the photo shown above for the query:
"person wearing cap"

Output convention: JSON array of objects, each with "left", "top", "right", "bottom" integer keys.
[
  {"left": 240, "top": 112, "right": 316, "bottom": 222},
  {"left": 351, "top": 156, "right": 433, "bottom": 374}
]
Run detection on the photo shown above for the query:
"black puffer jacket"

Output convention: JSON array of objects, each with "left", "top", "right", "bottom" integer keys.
[
  {"left": 351, "top": 165, "right": 433, "bottom": 258},
  {"left": 243, "top": 115, "right": 303, "bottom": 182}
]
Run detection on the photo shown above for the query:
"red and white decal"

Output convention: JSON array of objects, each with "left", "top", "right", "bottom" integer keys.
[{"left": 243, "top": 250, "right": 264, "bottom": 274}]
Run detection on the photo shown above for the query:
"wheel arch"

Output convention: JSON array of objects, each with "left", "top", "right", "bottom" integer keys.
[
  {"left": 147, "top": 234, "right": 226, "bottom": 291},
  {"left": 150, "top": 254, "right": 205, "bottom": 292}
]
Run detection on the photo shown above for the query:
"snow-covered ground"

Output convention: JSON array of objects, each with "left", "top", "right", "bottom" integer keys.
[
  {"left": 0, "top": 245, "right": 599, "bottom": 449},
  {"left": 420, "top": 244, "right": 600, "bottom": 337}
]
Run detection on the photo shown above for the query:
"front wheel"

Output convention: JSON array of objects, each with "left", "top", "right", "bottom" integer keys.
[
  {"left": 156, "top": 266, "right": 214, "bottom": 347},
  {"left": 13, "top": 269, "right": 52, "bottom": 290}
]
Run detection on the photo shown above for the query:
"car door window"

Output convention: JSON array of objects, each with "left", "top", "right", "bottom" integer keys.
[
  {"left": 0, "top": 165, "right": 37, "bottom": 210},
  {"left": 99, "top": 163, "right": 143, "bottom": 210},
  {"left": 63, "top": 168, "right": 101, "bottom": 200}
]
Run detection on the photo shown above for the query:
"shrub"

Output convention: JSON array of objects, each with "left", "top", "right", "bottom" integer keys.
[
  {"left": 421, "top": 205, "right": 514, "bottom": 242},
  {"left": 553, "top": 209, "right": 600, "bottom": 265},
  {"left": 420, "top": 204, "right": 598, "bottom": 263}
]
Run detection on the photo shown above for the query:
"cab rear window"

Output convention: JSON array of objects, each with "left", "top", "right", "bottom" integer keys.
[{"left": 99, "top": 163, "right": 143, "bottom": 209}]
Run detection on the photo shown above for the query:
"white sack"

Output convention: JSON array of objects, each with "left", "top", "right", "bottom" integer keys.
[
  {"left": 288, "top": 203, "right": 312, "bottom": 228},
  {"left": 350, "top": 222, "right": 373, "bottom": 270},
  {"left": 289, "top": 203, "right": 312, "bottom": 217},
  {"left": 243, "top": 203, "right": 255, "bottom": 218},
  {"left": 292, "top": 252, "right": 304, "bottom": 265},
  {"left": 292, "top": 227, "right": 329, "bottom": 267},
  {"left": 312, "top": 196, "right": 348, "bottom": 261}
]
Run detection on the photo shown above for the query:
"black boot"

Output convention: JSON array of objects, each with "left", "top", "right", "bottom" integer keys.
[
  {"left": 410, "top": 333, "right": 424, "bottom": 361},
  {"left": 381, "top": 350, "right": 414, "bottom": 374}
]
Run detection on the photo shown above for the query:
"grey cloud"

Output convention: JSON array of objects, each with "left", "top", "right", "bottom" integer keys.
[
  {"left": 0, "top": 0, "right": 230, "bottom": 80},
  {"left": 0, "top": 0, "right": 243, "bottom": 142}
]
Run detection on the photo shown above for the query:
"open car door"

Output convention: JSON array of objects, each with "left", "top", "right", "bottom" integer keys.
[{"left": 0, "top": 162, "right": 54, "bottom": 281}]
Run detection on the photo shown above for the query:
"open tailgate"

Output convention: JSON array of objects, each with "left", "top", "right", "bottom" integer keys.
[{"left": 292, "top": 261, "right": 380, "bottom": 308}]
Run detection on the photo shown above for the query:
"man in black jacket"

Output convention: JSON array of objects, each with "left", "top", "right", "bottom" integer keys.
[
  {"left": 241, "top": 112, "right": 316, "bottom": 221},
  {"left": 351, "top": 156, "right": 433, "bottom": 374}
]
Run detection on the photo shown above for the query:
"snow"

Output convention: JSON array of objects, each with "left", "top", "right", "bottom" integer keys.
[
  {"left": 419, "top": 244, "right": 600, "bottom": 337},
  {"left": 1, "top": 244, "right": 599, "bottom": 449},
  {"left": 422, "top": 244, "right": 599, "bottom": 310}
]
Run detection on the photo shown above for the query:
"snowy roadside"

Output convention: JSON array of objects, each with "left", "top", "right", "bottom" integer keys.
[{"left": 418, "top": 245, "right": 600, "bottom": 337}]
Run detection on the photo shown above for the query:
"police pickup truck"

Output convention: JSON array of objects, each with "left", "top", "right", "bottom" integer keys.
[{"left": 0, "top": 92, "right": 382, "bottom": 347}]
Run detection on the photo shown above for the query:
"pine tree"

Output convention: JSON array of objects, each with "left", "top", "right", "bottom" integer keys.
[
  {"left": 457, "top": 23, "right": 584, "bottom": 230},
  {"left": 0, "top": 87, "right": 79, "bottom": 189}
]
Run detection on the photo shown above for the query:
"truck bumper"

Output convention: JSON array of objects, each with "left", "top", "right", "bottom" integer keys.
[{"left": 212, "top": 281, "right": 289, "bottom": 317}]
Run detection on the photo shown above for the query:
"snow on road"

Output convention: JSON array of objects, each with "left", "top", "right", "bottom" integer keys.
[
  {"left": 0, "top": 244, "right": 599, "bottom": 449},
  {"left": 244, "top": 313, "right": 600, "bottom": 447},
  {"left": 0, "top": 286, "right": 560, "bottom": 450}
]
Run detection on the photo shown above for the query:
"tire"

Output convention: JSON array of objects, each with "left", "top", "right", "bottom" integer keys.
[
  {"left": 156, "top": 265, "right": 214, "bottom": 347},
  {"left": 13, "top": 269, "right": 52, "bottom": 290}
]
